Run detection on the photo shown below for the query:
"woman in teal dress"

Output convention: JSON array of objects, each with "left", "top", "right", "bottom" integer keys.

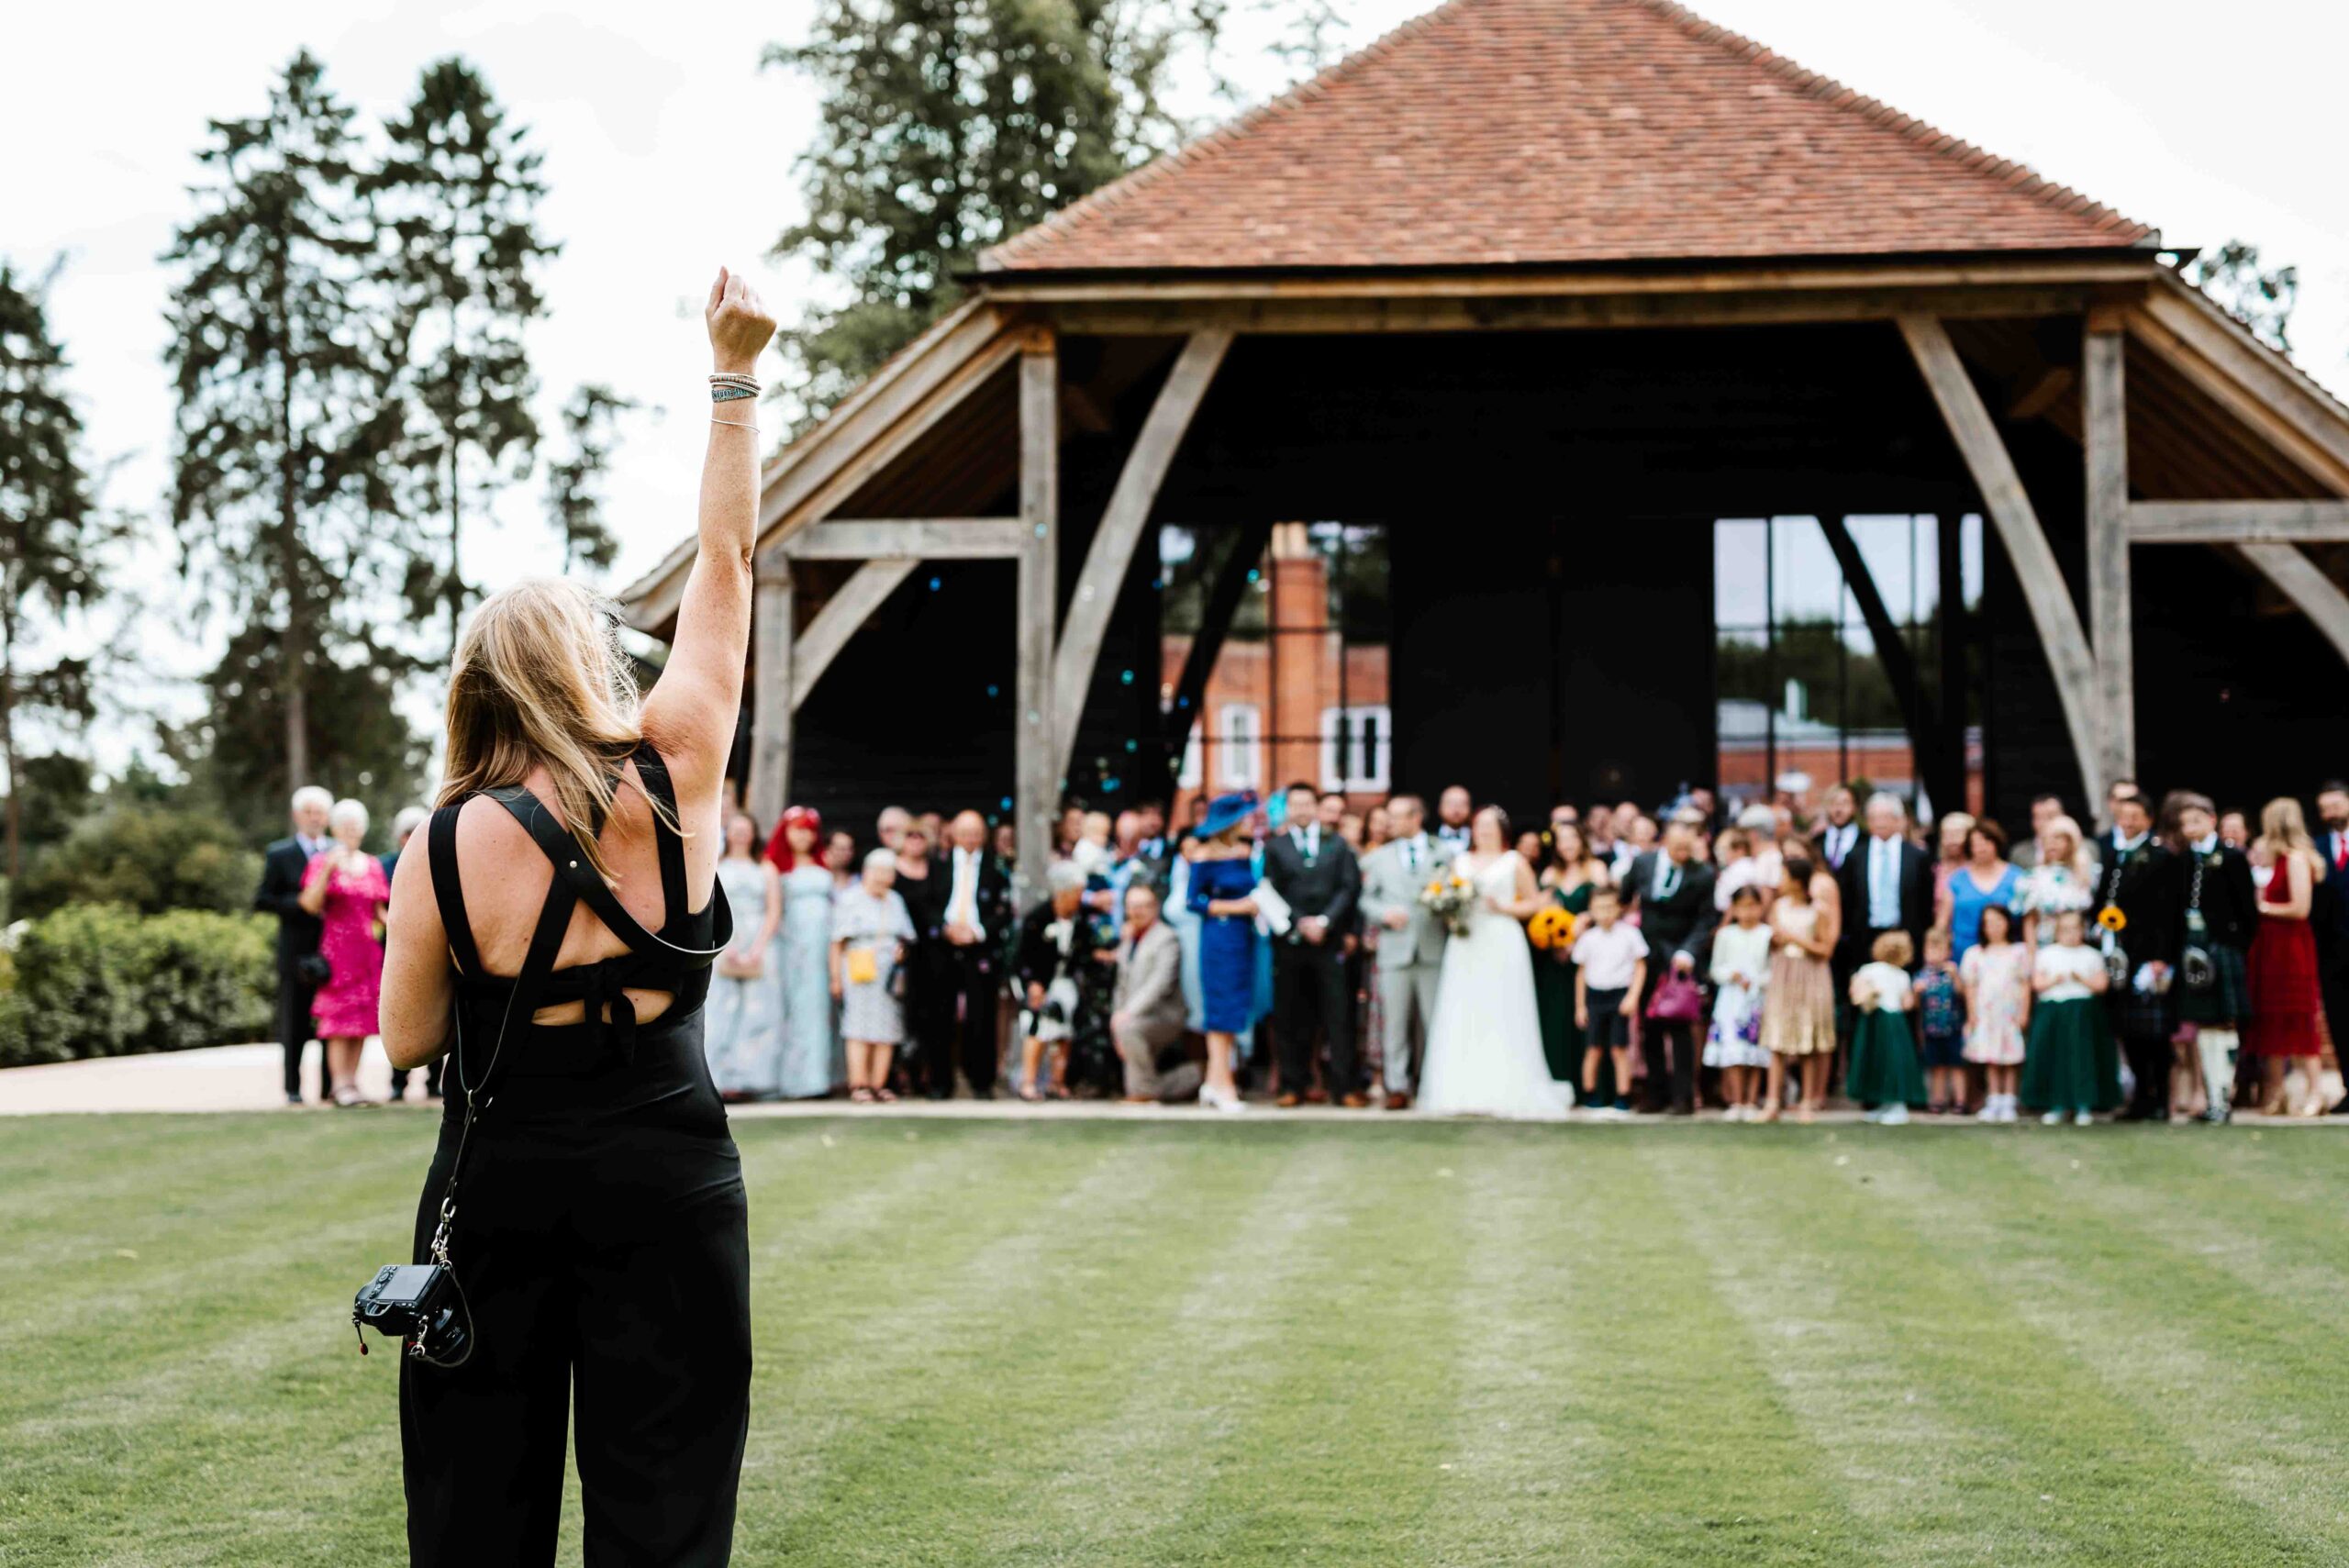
[{"left": 1533, "top": 823, "right": 1609, "bottom": 1082}]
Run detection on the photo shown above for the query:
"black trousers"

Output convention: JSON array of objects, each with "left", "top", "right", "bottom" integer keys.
[
  {"left": 400, "top": 1022, "right": 750, "bottom": 1565},
  {"left": 2121, "top": 1036, "right": 2173, "bottom": 1118},
  {"left": 911, "top": 944, "right": 1002, "bottom": 1096},
  {"left": 389, "top": 1058, "right": 444, "bottom": 1100},
  {"left": 1275, "top": 940, "right": 1354, "bottom": 1095},
  {"left": 274, "top": 969, "right": 319, "bottom": 1099},
  {"left": 1635, "top": 962, "right": 1696, "bottom": 1111}
]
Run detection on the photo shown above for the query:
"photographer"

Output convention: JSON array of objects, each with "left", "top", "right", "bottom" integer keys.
[{"left": 376, "top": 269, "right": 774, "bottom": 1564}]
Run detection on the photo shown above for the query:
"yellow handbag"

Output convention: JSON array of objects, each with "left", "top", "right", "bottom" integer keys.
[{"left": 845, "top": 947, "right": 878, "bottom": 985}]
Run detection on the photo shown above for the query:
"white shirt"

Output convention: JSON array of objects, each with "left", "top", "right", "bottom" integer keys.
[
  {"left": 1291, "top": 823, "right": 1321, "bottom": 862},
  {"left": 296, "top": 834, "right": 327, "bottom": 860},
  {"left": 1866, "top": 834, "right": 1902, "bottom": 929},
  {"left": 1571, "top": 921, "right": 1650, "bottom": 991},
  {"left": 1436, "top": 821, "right": 1472, "bottom": 851},
  {"left": 2036, "top": 943, "right": 2103, "bottom": 1003},
  {"left": 1397, "top": 832, "right": 1431, "bottom": 874},
  {"left": 1819, "top": 821, "right": 1857, "bottom": 870},
  {"left": 948, "top": 847, "right": 986, "bottom": 940}
]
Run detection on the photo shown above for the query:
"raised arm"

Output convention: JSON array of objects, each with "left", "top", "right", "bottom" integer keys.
[{"left": 640, "top": 268, "right": 778, "bottom": 807}]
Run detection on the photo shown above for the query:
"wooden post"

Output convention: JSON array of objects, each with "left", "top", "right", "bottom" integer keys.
[
  {"left": 747, "top": 562, "right": 795, "bottom": 828},
  {"left": 1013, "top": 333, "right": 1059, "bottom": 905},
  {"left": 1898, "top": 315, "right": 2107, "bottom": 807},
  {"left": 2083, "top": 319, "right": 2134, "bottom": 789},
  {"left": 1050, "top": 330, "right": 1233, "bottom": 778}
]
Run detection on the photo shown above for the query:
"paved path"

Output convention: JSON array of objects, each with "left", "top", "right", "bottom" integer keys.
[{"left": 5, "top": 1041, "right": 2344, "bottom": 1126}]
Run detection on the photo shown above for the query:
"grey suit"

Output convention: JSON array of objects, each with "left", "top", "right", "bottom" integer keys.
[
  {"left": 1111, "top": 919, "right": 1200, "bottom": 1103},
  {"left": 1360, "top": 834, "right": 1453, "bottom": 1094}
]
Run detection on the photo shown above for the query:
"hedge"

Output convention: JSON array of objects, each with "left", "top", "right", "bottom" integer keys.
[{"left": 0, "top": 905, "right": 275, "bottom": 1069}]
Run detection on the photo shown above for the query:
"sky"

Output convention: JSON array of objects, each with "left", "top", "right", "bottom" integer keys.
[{"left": 7, "top": 0, "right": 2346, "bottom": 773}]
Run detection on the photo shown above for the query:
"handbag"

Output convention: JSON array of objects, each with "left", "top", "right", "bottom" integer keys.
[
  {"left": 845, "top": 946, "right": 878, "bottom": 985},
  {"left": 296, "top": 951, "right": 332, "bottom": 988},
  {"left": 716, "top": 946, "right": 765, "bottom": 982},
  {"left": 1645, "top": 972, "right": 1704, "bottom": 1023}
]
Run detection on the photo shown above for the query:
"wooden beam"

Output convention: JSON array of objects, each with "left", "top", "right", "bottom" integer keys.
[
  {"left": 2239, "top": 543, "right": 2349, "bottom": 667},
  {"left": 2008, "top": 365, "right": 2074, "bottom": 421},
  {"left": 1898, "top": 314, "right": 2108, "bottom": 806},
  {"left": 772, "top": 517, "right": 1025, "bottom": 562},
  {"left": 1041, "top": 284, "right": 2097, "bottom": 339},
  {"left": 746, "top": 566, "right": 794, "bottom": 828},
  {"left": 790, "top": 560, "right": 918, "bottom": 710},
  {"left": 2083, "top": 324, "right": 2134, "bottom": 787},
  {"left": 2140, "top": 281, "right": 2349, "bottom": 483},
  {"left": 1050, "top": 331, "right": 1232, "bottom": 777},
  {"left": 2124, "top": 296, "right": 2349, "bottom": 495},
  {"left": 1012, "top": 338, "right": 1059, "bottom": 906},
  {"left": 2128, "top": 499, "right": 2349, "bottom": 544},
  {"left": 1820, "top": 517, "right": 1956, "bottom": 810},
  {"left": 982, "top": 254, "right": 2160, "bottom": 305}
]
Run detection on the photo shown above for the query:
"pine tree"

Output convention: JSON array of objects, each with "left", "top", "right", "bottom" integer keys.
[
  {"left": 766, "top": 0, "right": 1225, "bottom": 417},
  {"left": 368, "top": 57, "right": 558, "bottom": 657},
  {"left": 545, "top": 384, "right": 638, "bottom": 577},
  {"left": 162, "top": 50, "right": 403, "bottom": 796},
  {"left": 0, "top": 259, "right": 110, "bottom": 885}
]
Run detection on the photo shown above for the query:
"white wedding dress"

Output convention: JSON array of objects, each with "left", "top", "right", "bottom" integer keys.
[{"left": 1418, "top": 851, "right": 1573, "bottom": 1119}]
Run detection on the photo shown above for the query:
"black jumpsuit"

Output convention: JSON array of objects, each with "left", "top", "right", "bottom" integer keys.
[{"left": 399, "top": 744, "right": 751, "bottom": 1565}]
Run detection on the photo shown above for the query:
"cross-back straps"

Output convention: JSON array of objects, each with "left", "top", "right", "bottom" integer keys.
[{"left": 427, "top": 741, "right": 733, "bottom": 1077}]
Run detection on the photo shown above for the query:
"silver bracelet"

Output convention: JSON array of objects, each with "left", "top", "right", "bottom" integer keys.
[{"left": 710, "top": 416, "right": 759, "bottom": 430}]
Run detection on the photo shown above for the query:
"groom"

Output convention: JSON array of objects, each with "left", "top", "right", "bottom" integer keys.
[{"left": 1360, "top": 794, "right": 1451, "bottom": 1111}]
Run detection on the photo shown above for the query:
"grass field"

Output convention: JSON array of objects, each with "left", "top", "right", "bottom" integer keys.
[{"left": 6, "top": 1114, "right": 2349, "bottom": 1565}]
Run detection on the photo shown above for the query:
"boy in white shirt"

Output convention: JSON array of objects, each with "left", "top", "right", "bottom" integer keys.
[{"left": 1572, "top": 886, "right": 1648, "bottom": 1116}]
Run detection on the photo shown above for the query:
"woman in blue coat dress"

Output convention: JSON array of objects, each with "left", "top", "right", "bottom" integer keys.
[{"left": 1186, "top": 791, "right": 1261, "bottom": 1114}]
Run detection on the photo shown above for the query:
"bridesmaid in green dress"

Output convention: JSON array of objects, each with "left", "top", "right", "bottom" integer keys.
[{"left": 1533, "top": 822, "right": 1610, "bottom": 1082}]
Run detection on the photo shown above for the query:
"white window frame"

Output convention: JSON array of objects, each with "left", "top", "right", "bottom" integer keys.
[
  {"left": 1319, "top": 704, "right": 1392, "bottom": 793},
  {"left": 1177, "top": 723, "right": 1202, "bottom": 789},
  {"left": 1218, "top": 703, "right": 1261, "bottom": 788}
]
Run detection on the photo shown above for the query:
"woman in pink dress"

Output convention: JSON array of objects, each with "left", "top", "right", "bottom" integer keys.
[{"left": 299, "top": 797, "right": 390, "bottom": 1106}]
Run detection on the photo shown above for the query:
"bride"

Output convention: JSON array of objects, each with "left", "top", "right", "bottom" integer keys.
[{"left": 1419, "top": 806, "right": 1574, "bottom": 1118}]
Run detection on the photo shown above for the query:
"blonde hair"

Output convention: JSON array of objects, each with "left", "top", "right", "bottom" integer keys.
[
  {"left": 2040, "top": 815, "right": 2091, "bottom": 879},
  {"left": 1872, "top": 929, "right": 1914, "bottom": 968},
  {"left": 2257, "top": 796, "right": 2320, "bottom": 873},
  {"left": 440, "top": 578, "right": 675, "bottom": 880}
]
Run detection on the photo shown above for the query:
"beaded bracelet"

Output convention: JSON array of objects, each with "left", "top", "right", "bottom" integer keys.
[{"left": 711, "top": 385, "right": 756, "bottom": 403}]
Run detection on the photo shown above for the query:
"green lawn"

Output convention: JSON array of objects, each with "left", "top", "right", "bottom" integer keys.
[{"left": 5, "top": 1114, "right": 2348, "bottom": 1565}]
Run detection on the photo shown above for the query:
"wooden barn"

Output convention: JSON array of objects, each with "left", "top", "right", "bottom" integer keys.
[{"left": 618, "top": 0, "right": 2349, "bottom": 889}]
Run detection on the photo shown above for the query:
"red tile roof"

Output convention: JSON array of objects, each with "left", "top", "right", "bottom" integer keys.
[{"left": 980, "top": 0, "right": 2157, "bottom": 274}]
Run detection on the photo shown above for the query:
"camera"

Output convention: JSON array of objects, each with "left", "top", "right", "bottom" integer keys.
[{"left": 352, "top": 1262, "right": 469, "bottom": 1362}]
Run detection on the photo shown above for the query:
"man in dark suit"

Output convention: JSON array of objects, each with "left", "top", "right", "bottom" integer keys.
[
  {"left": 1834, "top": 790, "right": 1932, "bottom": 973},
  {"left": 253, "top": 786, "right": 332, "bottom": 1105},
  {"left": 1809, "top": 784, "right": 1861, "bottom": 874},
  {"left": 1267, "top": 784, "right": 1364, "bottom": 1107},
  {"left": 934, "top": 809, "right": 1013, "bottom": 1098},
  {"left": 2099, "top": 790, "right": 2179, "bottom": 1120},
  {"left": 1621, "top": 816, "right": 1717, "bottom": 1114}
]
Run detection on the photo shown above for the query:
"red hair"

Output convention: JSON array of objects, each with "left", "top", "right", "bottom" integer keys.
[{"left": 764, "top": 805, "right": 823, "bottom": 872}]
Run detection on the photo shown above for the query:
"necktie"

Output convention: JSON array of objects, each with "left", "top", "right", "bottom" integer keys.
[
  {"left": 2335, "top": 835, "right": 2346, "bottom": 873},
  {"left": 1405, "top": 840, "right": 1419, "bottom": 873}
]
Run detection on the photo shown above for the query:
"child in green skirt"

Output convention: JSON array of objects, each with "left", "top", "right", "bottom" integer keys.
[
  {"left": 2021, "top": 907, "right": 2118, "bottom": 1126},
  {"left": 1847, "top": 930, "right": 1927, "bottom": 1125}
]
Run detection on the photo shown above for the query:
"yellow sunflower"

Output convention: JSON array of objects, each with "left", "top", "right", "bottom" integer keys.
[{"left": 2097, "top": 905, "right": 2128, "bottom": 933}]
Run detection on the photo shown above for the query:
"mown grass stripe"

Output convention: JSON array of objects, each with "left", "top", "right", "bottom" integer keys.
[
  {"left": 1644, "top": 1136, "right": 2064, "bottom": 1566},
  {"left": 1857, "top": 1130, "right": 2347, "bottom": 1562}
]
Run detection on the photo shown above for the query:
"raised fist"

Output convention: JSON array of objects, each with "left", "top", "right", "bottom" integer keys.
[{"left": 705, "top": 267, "right": 776, "bottom": 374}]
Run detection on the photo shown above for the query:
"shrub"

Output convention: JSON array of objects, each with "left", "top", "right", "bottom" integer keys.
[
  {"left": 0, "top": 904, "right": 274, "bottom": 1068},
  {"left": 14, "top": 804, "right": 264, "bottom": 919}
]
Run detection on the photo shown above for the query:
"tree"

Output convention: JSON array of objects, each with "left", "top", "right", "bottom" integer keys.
[
  {"left": 170, "top": 617, "right": 429, "bottom": 848},
  {"left": 766, "top": 0, "right": 1225, "bottom": 416},
  {"left": 368, "top": 57, "right": 558, "bottom": 658},
  {"left": 0, "top": 260, "right": 114, "bottom": 886},
  {"left": 2186, "top": 239, "right": 2297, "bottom": 353},
  {"left": 162, "top": 50, "right": 403, "bottom": 797},
  {"left": 544, "top": 384, "right": 639, "bottom": 575}
]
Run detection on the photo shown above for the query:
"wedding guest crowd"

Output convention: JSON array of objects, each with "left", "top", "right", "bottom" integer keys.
[{"left": 249, "top": 760, "right": 2347, "bottom": 1125}]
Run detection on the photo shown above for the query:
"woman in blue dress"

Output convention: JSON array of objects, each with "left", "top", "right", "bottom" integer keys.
[
  {"left": 1937, "top": 817, "right": 2021, "bottom": 964},
  {"left": 1185, "top": 791, "right": 1261, "bottom": 1114}
]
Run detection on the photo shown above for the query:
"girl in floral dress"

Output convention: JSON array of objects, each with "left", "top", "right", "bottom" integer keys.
[
  {"left": 1704, "top": 884, "right": 1773, "bottom": 1119},
  {"left": 1961, "top": 904, "right": 2032, "bottom": 1123}
]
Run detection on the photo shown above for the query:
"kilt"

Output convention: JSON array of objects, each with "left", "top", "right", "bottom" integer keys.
[
  {"left": 2110, "top": 968, "right": 2175, "bottom": 1041},
  {"left": 2176, "top": 943, "right": 2249, "bottom": 1026}
]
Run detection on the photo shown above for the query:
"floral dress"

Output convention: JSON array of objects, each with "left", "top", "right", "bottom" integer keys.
[
  {"left": 1703, "top": 919, "right": 1773, "bottom": 1069},
  {"left": 303, "top": 851, "right": 387, "bottom": 1039},
  {"left": 2017, "top": 862, "right": 2097, "bottom": 948},
  {"left": 1959, "top": 941, "right": 2030, "bottom": 1066}
]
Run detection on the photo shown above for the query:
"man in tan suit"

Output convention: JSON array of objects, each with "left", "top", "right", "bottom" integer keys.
[{"left": 1110, "top": 884, "right": 1201, "bottom": 1104}]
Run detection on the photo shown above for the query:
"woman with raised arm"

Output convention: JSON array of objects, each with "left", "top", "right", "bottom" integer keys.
[{"left": 377, "top": 269, "right": 775, "bottom": 1565}]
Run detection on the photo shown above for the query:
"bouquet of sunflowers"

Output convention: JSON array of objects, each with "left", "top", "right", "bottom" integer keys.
[
  {"left": 1419, "top": 870, "right": 1479, "bottom": 938},
  {"left": 1527, "top": 905, "right": 1579, "bottom": 951}
]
